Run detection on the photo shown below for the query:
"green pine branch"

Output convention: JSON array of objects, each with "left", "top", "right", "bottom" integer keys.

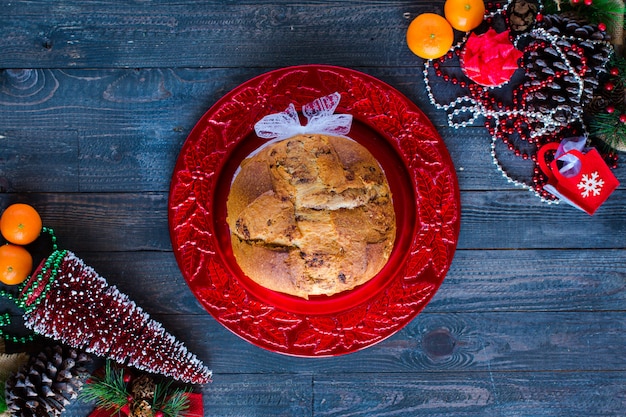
[
  {"left": 590, "top": 111, "right": 626, "bottom": 148},
  {"left": 152, "top": 379, "right": 191, "bottom": 417},
  {"left": 79, "top": 361, "right": 128, "bottom": 412},
  {"left": 80, "top": 360, "right": 193, "bottom": 417}
]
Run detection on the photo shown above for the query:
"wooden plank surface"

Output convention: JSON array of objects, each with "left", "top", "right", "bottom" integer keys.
[
  {"left": 1, "top": 0, "right": 625, "bottom": 416},
  {"left": 0, "top": 1, "right": 437, "bottom": 69},
  {"left": 313, "top": 372, "right": 626, "bottom": 416}
]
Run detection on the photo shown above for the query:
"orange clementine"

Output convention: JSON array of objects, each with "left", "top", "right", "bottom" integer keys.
[
  {"left": 0, "top": 203, "right": 42, "bottom": 245},
  {"left": 444, "top": 0, "right": 486, "bottom": 32},
  {"left": 407, "top": 13, "right": 454, "bottom": 60},
  {"left": 0, "top": 244, "right": 33, "bottom": 285}
]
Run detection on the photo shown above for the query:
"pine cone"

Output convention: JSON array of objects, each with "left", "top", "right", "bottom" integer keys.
[
  {"left": 130, "top": 400, "right": 153, "bottom": 417},
  {"left": 131, "top": 374, "right": 156, "bottom": 400},
  {"left": 587, "top": 95, "right": 611, "bottom": 114},
  {"left": 541, "top": 13, "right": 604, "bottom": 39},
  {"left": 539, "top": 14, "right": 611, "bottom": 77},
  {"left": 521, "top": 13, "right": 613, "bottom": 133},
  {"left": 507, "top": 0, "right": 539, "bottom": 33},
  {"left": 587, "top": 80, "right": 625, "bottom": 115},
  {"left": 5, "top": 344, "right": 91, "bottom": 417},
  {"left": 129, "top": 374, "right": 156, "bottom": 417}
]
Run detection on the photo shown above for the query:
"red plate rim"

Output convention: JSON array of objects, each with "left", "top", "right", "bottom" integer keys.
[{"left": 168, "top": 65, "right": 461, "bottom": 356}]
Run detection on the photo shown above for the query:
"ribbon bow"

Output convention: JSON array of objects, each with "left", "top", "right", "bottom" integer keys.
[
  {"left": 554, "top": 136, "right": 587, "bottom": 178},
  {"left": 254, "top": 92, "right": 352, "bottom": 140}
]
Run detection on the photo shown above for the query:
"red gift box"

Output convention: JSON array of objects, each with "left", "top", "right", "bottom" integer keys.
[{"left": 538, "top": 141, "right": 619, "bottom": 215}]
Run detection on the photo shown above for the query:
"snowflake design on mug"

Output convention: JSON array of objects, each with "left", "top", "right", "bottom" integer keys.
[{"left": 578, "top": 171, "right": 604, "bottom": 198}]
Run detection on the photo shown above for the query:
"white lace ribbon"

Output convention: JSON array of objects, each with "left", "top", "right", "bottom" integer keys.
[{"left": 254, "top": 92, "right": 352, "bottom": 140}]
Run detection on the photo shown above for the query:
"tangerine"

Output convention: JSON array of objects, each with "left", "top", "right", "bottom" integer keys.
[
  {"left": 0, "top": 244, "right": 33, "bottom": 285},
  {"left": 406, "top": 13, "right": 454, "bottom": 60},
  {"left": 0, "top": 203, "right": 42, "bottom": 245},
  {"left": 444, "top": 0, "right": 486, "bottom": 32}
]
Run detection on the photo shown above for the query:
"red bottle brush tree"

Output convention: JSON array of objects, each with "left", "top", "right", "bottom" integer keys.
[{"left": 17, "top": 250, "right": 212, "bottom": 385}]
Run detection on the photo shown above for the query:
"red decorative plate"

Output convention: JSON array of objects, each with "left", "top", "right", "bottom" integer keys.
[{"left": 168, "top": 65, "right": 460, "bottom": 356}]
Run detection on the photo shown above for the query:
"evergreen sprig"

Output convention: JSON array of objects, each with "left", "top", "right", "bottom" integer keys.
[
  {"left": 609, "top": 50, "right": 626, "bottom": 73},
  {"left": 79, "top": 360, "right": 129, "bottom": 412},
  {"left": 589, "top": 53, "right": 626, "bottom": 150},
  {"left": 153, "top": 381, "right": 191, "bottom": 417},
  {"left": 590, "top": 111, "right": 626, "bottom": 148},
  {"left": 79, "top": 360, "right": 192, "bottom": 416}
]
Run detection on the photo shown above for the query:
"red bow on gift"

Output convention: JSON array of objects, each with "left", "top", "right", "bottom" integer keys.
[
  {"left": 461, "top": 28, "right": 523, "bottom": 87},
  {"left": 87, "top": 392, "right": 204, "bottom": 417}
]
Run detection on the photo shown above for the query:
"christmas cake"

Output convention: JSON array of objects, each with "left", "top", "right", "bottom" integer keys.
[{"left": 226, "top": 133, "right": 396, "bottom": 299}]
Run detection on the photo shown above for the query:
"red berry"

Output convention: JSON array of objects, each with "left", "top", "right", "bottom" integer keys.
[
  {"left": 155, "top": 412, "right": 165, "bottom": 417},
  {"left": 598, "top": 22, "right": 607, "bottom": 31},
  {"left": 620, "top": 114, "right": 626, "bottom": 123},
  {"left": 610, "top": 67, "right": 619, "bottom": 76},
  {"left": 571, "top": 0, "right": 581, "bottom": 4},
  {"left": 605, "top": 81, "right": 615, "bottom": 91},
  {"left": 535, "top": 13, "right": 543, "bottom": 22},
  {"left": 584, "top": 0, "right": 593, "bottom": 5},
  {"left": 606, "top": 105, "right": 616, "bottom": 114}
]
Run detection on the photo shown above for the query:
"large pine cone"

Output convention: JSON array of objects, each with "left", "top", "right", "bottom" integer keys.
[
  {"left": 521, "top": 14, "right": 612, "bottom": 131},
  {"left": 5, "top": 344, "right": 91, "bottom": 417}
]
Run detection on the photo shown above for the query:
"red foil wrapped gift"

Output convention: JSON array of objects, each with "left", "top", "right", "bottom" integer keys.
[
  {"left": 538, "top": 137, "right": 620, "bottom": 215},
  {"left": 461, "top": 28, "right": 523, "bottom": 87}
]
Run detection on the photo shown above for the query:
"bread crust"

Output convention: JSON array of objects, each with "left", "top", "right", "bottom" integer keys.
[{"left": 226, "top": 134, "right": 396, "bottom": 299}]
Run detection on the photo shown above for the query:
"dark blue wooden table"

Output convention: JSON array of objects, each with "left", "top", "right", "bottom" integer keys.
[{"left": 1, "top": 1, "right": 625, "bottom": 416}]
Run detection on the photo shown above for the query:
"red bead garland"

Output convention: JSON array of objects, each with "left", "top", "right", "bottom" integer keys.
[{"left": 424, "top": 10, "right": 618, "bottom": 201}]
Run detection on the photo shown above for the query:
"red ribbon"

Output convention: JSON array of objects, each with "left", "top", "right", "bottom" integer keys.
[
  {"left": 87, "top": 392, "right": 204, "bottom": 417},
  {"left": 461, "top": 28, "right": 523, "bottom": 87}
]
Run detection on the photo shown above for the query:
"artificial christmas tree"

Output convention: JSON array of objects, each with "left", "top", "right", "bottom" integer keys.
[{"left": 16, "top": 249, "right": 212, "bottom": 385}]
